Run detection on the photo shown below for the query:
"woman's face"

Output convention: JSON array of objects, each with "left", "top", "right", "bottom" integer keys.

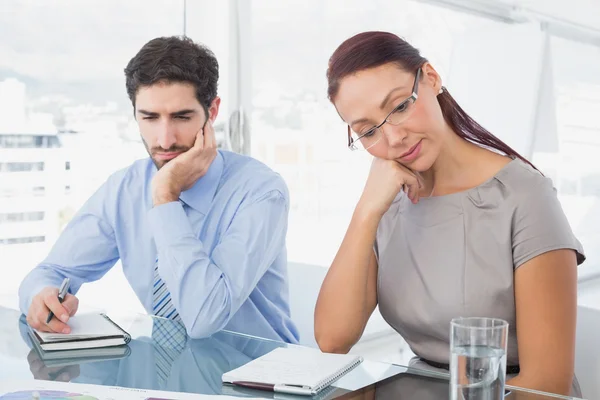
[{"left": 334, "top": 62, "right": 446, "bottom": 172}]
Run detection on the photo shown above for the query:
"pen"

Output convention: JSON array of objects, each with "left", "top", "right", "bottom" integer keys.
[
  {"left": 231, "top": 381, "right": 313, "bottom": 396},
  {"left": 46, "top": 277, "right": 71, "bottom": 324}
]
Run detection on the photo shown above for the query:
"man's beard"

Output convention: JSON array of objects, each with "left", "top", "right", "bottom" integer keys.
[{"left": 141, "top": 137, "right": 190, "bottom": 169}]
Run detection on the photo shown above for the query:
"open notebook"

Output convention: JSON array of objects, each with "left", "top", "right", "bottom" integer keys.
[
  {"left": 222, "top": 346, "right": 363, "bottom": 396},
  {"left": 29, "top": 313, "right": 131, "bottom": 351}
]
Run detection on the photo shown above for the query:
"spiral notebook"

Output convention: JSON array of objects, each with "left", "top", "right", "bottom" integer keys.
[
  {"left": 222, "top": 346, "right": 363, "bottom": 396},
  {"left": 29, "top": 332, "right": 132, "bottom": 368},
  {"left": 29, "top": 313, "right": 131, "bottom": 351}
]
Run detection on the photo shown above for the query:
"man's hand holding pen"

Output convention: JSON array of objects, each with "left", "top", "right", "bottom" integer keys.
[{"left": 26, "top": 278, "right": 78, "bottom": 334}]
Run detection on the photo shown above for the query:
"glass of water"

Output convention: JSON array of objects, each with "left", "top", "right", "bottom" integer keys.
[{"left": 450, "top": 317, "right": 509, "bottom": 400}]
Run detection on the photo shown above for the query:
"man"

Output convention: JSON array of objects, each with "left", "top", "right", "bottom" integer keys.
[{"left": 19, "top": 36, "right": 299, "bottom": 343}]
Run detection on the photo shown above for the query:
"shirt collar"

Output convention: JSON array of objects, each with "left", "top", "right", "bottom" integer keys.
[{"left": 178, "top": 151, "right": 224, "bottom": 215}]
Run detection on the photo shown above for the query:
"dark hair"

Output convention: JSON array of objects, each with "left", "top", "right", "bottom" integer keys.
[
  {"left": 327, "top": 31, "right": 537, "bottom": 170},
  {"left": 124, "top": 36, "right": 219, "bottom": 114}
]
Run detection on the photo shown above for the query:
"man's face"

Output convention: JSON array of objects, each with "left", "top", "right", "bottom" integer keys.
[{"left": 135, "top": 81, "right": 209, "bottom": 169}]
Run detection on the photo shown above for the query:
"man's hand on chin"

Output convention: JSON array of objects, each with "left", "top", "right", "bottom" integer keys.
[{"left": 151, "top": 120, "right": 217, "bottom": 207}]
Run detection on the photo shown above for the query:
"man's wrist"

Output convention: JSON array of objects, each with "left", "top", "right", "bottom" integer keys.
[{"left": 152, "top": 189, "right": 180, "bottom": 206}]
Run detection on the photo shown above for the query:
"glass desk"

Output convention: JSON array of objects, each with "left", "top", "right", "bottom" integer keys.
[{"left": 0, "top": 305, "right": 582, "bottom": 399}]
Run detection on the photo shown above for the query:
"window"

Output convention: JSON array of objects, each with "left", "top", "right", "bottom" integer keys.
[
  {"left": 0, "top": 211, "right": 45, "bottom": 223},
  {"left": 532, "top": 36, "right": 600, "bottom": 279},
  {"left": 0, "top": 134, "right": 60, "bottom": 148},
  {"left": 0, "top": 186, "right": 46, "bottom": 198},
  {"left": 0, "top": 236, "right": 45, "bottom": 245},
  {"left": 32, "top": 186, "right": 46, "bottom": 197},
  {"left": 0, "top": 0, "right": 187, "bottom": 300},
  {"left": 0, "top": 162, "right": 44, "bottom": 172},
  {"left": 0, "top": 0, "right": 185, "bottom": 202}
]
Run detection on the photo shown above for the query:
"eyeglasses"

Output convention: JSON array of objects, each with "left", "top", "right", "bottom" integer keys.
[{"left": 347, "top": 68, "right": 421, "bottom": 151}]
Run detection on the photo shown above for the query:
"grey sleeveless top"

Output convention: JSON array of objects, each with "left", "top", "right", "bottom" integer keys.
[{"left": 375, "top": 158, "right": 585, "bottom": 367}]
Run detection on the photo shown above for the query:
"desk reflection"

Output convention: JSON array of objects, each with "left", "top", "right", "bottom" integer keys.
[{"left": 19, "top": 314, "right": 281, "bottom": 396}]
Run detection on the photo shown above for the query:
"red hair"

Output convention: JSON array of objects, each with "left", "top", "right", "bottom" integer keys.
[{"left": 327, "top": 31, "right": 537, "bottom": 170}]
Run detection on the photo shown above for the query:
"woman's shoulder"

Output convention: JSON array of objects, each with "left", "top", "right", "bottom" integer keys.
[
  {"left": 494, "top": 157, "right": 552, "bottom": 193},
  {"left": 469, "top": 157, "right": 556, "bottom": 209},
  {"left": 498, "top": 158, "right": 586, "bottom": 267}
]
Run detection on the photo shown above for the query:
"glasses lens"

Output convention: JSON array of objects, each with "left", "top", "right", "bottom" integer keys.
[
  {"left": 350, "top": 127, "right": 381, "bottom": 151},
  {"left": 387, "top": 98, "right": 416, "bottom": 126}
]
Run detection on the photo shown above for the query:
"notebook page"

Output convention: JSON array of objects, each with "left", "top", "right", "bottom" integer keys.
[
  {"left": 35, "top": 313, "right": 124, "bottom": 342},
  {"left": 223, "top": 347, "right": 362, "bottom": 389}
]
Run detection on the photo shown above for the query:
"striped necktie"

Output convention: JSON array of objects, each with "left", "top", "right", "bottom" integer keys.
[
  {"left": 152, "top": 258, "right": 182, "bottom": 321},
  {"left": 152, "top": 317, "right": 187, "bottom": 386}
]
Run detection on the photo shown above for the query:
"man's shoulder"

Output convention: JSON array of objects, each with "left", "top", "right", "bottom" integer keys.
[{"left": 219, "top": 150, "right": 288, "bottom": 197}]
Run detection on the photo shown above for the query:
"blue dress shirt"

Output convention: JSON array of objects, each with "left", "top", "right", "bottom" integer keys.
[{"left": 18, "top": 150, "right": 299, "bottom": 342}]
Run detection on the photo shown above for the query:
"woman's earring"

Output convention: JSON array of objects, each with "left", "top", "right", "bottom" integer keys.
[{"left": 438, "top": 86, "right": 445, "bottom": 95}]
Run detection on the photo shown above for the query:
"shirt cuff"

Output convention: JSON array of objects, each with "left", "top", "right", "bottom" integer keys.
[
  {"left": 19, "top": 269, "right": 65, "bottom": 315},
  {"left": 148, "top": 201, "right": 195, "bottom": 249}
]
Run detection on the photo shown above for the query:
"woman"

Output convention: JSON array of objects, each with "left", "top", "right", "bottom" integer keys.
[{"left": 314, "top": 31, "right": 585, "bottom": 396}]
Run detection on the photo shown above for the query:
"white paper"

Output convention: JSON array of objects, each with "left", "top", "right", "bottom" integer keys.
[
  {"left": 0, "top": 379, "right": 262, "bottom": 400},
  {"left": 222, "top": 346, "right": 362, "bottom": 389},
  {"left": 35, "top": 313, "right": 124, "bottom": 341}
]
